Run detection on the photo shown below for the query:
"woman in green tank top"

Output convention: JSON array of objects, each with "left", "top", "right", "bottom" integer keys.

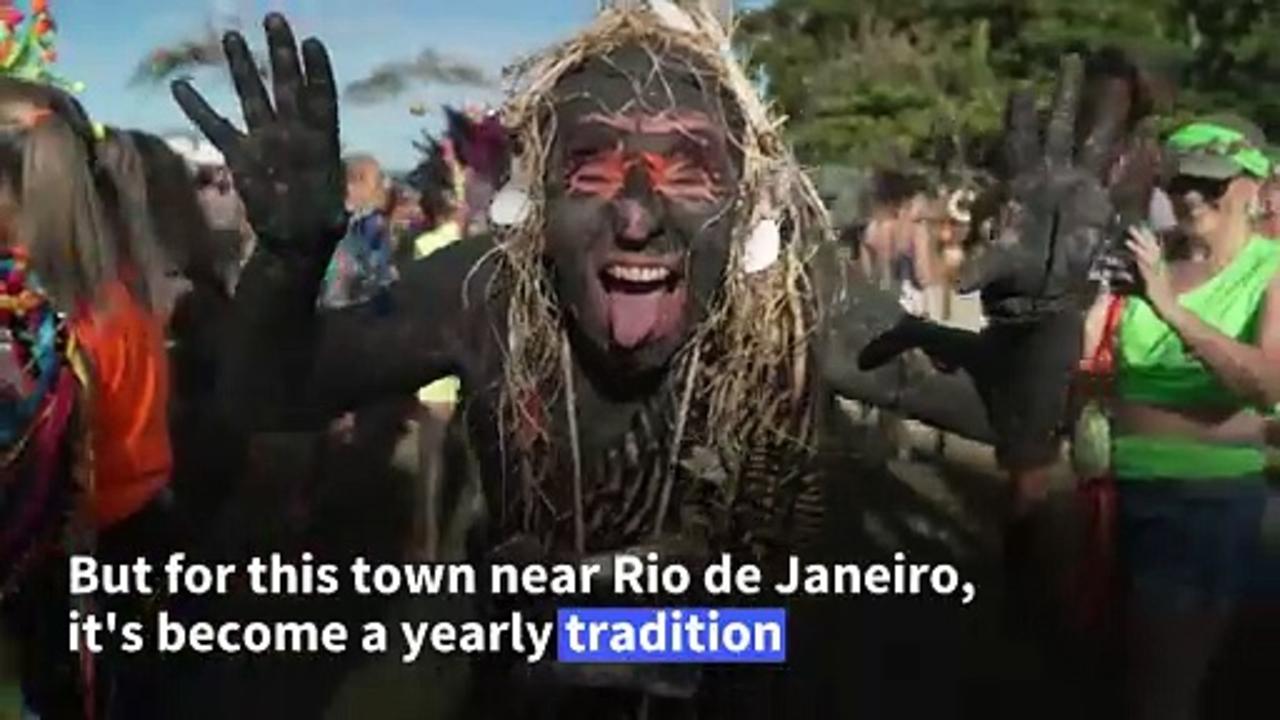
[{"left": 1085, "top": 116, "right": 1280, "bottom": 720}]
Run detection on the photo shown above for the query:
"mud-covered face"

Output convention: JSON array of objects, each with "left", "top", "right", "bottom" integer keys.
[{"left": 544, "top": 45, "right": 740, "bottom": 377}]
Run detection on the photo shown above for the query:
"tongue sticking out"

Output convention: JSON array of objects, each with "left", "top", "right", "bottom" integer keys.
[{"left": 606, "top": 288, "right": 684, "bottom": 349}]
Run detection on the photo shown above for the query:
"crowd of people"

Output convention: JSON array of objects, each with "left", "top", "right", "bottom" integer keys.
[
  {"left": 848, "top": 108, "right": 1280, "bottom": 720},
  {"left": 0, "top": 4, "right": 1275, "bottom": 720},
  {"left": 850, "top": 148, "right": 1280, "bottom": 334}
]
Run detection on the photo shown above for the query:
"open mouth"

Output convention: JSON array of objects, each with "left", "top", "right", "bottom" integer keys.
[{"left": 596, "top": 256, "right": 687, "bottom": 350}]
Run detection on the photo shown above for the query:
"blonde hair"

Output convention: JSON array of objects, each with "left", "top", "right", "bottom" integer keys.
[{"left": 2, "top": 98, "right": 119, "bottom": 313}]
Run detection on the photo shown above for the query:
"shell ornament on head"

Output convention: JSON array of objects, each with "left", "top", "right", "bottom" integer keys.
[{"left": 947, "top": 188, "right": 976, "bottom": 225}]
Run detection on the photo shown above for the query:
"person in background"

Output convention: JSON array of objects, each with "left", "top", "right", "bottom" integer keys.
[
  {"left": 320, "top": 154, "right": 398, "bottom": 311},
  {"left": 857, "top": 169, "right": 937, "bottom": 456},
  {"left": 921, "top": 187, "right": 976, "bottom": 322},
  {"left": 126, "top": 129, "right": 249, "bottom": 543},
  {"left": 405, "top": 140, "right": 464, "bottom": 559},
  {"left": 387, "top": 182, "right": 425, "bottom": 267},
  {"left": 194, "top": 165, "right": 240, "bottom": 231},
  {"left": 412, "top": 149, "right": 464, "bottom": 262},
  {"left": 1084, "top": 115, "right": 1280, "bottom": 720},
  {"left": 318, "top": 155, "right": 381, "bottom": 446},
  {"left": 860, "top": 168, "right": 936, "bottom": 310},
  {"left": 0, "top": 79, "right": 176, "bottom": 720},
  {"left": 194, "top": 164, "right": 252, "bottom": 291}
]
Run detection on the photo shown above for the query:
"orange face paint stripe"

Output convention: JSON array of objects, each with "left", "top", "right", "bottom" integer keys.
[{"left": 568, "top": 149, "right": 722, "bottom": 202}]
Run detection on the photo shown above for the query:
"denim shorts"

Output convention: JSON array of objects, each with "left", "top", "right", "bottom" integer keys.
[
  {"left": 1252, "top": 491, "right": 1280, "bottom": 599},
  {"left": 1117, "top": 478, "right": 1268, "bottom": 612}
]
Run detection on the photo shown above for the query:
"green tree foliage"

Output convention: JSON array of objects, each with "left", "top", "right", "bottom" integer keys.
[
  {"left": 738, "top": 0, "right": 1280, "bottom": 166},
  {"left": 737, "top": 5, "right": 1004, "bottom": 167},
  {"left": 1174, "top": 0, "right": 1280, "bottom": 139}
]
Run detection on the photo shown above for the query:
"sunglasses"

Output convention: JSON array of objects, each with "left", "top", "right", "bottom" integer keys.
[{"left": 1166, "top": 175, "right": 1232, "bottom": 203}]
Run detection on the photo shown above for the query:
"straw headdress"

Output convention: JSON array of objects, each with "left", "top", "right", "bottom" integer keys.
[{"left": 482, "top": 2, "right": 833, "bottom": 525}]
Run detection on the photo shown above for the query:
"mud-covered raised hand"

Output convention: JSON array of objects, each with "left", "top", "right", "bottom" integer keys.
[
  {"left": 957, "top": 55, "right": 1125, "bottom": 321},
  {"left": 171, "top": 14, "right": 345, "bottom": 258}
]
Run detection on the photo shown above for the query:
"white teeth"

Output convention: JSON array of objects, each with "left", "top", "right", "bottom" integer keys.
[{"left": 605, "top": 265, "right": 672, "bottom": 283}]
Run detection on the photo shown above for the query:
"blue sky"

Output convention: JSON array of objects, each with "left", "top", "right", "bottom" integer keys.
[{"left": 50, "top": 0, "right": 769, "bottom": 170}]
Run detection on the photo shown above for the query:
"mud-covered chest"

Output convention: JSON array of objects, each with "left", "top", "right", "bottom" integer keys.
[{"left": 478, "top": 379, "right": 823, "bottom": 559}]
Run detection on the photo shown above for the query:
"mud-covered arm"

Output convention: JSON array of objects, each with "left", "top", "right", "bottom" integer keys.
[
  {"left": 812, "top": 245, "right": 995, "bottom": 444},
  {"left": 171, "top": 16, "right": 488, "bottom": 428},
  {"left": 821, "top": 55, "right": 1146, "bottom": 446},
  {"left": 222, "top": 235, "right": 493, "bottom": 428}
]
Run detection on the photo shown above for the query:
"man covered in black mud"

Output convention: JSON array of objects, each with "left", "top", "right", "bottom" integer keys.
[{"left": 171, "top": 7, "right": 1143, "bottom": 719}]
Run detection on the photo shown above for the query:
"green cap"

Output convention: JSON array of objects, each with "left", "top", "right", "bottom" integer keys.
[
  {"left": 1265, "top": 144, "right": 1280, "bottom": 177},
  {"left": 1166, "top": 117, "right": 1271, "bottom": 180}
]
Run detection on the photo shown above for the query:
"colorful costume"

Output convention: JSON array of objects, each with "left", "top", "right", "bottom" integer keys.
[
  {"left": 320, "top": 209, "right": 398, "bottom": 310},
  {"left": 71, "top": 280, "right": 173, "bottom": 529},
  {"left": 0, "top": 14, "right": 178, "bottom": 716},
  {"left": 0, "top": 249, "right": 92, "bottom": 597},
  {"left": 0, "top": 250, "right": 97, "bottom": 720},
  {"left": 0, "top": 1, "right": 82, "bottom": 92}
]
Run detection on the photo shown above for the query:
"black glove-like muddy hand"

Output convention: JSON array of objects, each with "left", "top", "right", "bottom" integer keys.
[
  {"left": 171, "top": 13, "right": 347, "bottom": 259},
  {"left": 958, "top": 55, "right": 1122, "bottom": 321}
]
